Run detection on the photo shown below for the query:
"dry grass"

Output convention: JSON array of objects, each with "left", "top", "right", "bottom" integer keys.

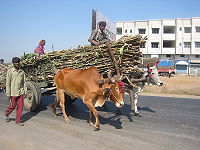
[{"left": 143, "top": 76, "right": 200, "bottom": 96}]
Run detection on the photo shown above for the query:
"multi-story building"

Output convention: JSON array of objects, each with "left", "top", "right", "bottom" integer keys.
[{"left": 115, "top": 17, "right": 200, "bottom": 74}]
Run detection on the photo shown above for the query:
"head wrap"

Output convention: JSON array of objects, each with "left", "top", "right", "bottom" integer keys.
[
  {"left": 39, "top": 40, "right": 45, "bottom": 46},
  {"left": 98, "top": 21, "right": 106, "bottom": 27},
  {"left": 12, "top": 57, "right": 20, "bottom": 63}
]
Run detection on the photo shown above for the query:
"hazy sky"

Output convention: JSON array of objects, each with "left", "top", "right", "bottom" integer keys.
[{"left": 0, "top": 0, "right": 199, "bottom": 62}]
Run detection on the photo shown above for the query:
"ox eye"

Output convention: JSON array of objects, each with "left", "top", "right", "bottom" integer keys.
[{"left": 115, "top": 87, "right": 119, "bottom": 92}]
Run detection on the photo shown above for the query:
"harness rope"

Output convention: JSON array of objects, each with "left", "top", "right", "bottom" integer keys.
[{"left": 107, "top": 88, "right": 123, "bottom": 106}]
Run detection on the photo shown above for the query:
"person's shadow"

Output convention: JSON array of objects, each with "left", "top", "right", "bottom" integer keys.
[{"left": 21, "top": 106, "right": 47, "bottom": 123}]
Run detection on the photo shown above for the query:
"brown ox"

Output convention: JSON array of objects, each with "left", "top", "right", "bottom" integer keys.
[{"left": 52, "top": 67, "right": 124, "bottom": 130}]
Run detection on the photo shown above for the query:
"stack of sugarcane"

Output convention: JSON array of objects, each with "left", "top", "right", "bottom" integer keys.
[
  {"left": 0, "top": 64, "right": 7, "bottom": 89},
  {"left": 18, "top": 34, "right": 146, "bottom": 85}
]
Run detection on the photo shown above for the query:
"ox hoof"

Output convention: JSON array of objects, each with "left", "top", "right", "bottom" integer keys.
[
  {"left": 88, "top": 121, "right": 94, "bottom": 126},
  {"left": 65, "top": 119, "right": 71, "bottom": 124},
  {"left": 133, "top": 112, "right": 142, "bottom": 117},
  {"left": 52, "top": 113, "right": 57, "bottom": 117},
  {"left": 93, "top": 124, "right": 100, "bottom": 131},
  {"left": 94, "top": 127, "right": 100, "bottom": 131},
  {"left": 94, "top": 126, "right": 100, "bottom": 131}
]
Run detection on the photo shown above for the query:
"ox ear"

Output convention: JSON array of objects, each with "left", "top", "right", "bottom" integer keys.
[
  {"left": 102, "top": 82, "right": 111, "bottom": 91},
  {"left": 102, "top": 87, "right": 111, "bottom": 97}
]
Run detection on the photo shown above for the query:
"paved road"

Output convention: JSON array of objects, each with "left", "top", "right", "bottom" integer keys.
[{"left": 0, "top": 91, "right": 200, "bottom": 150}]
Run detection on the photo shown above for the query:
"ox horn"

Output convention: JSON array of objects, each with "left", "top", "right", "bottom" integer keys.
[
  {"left": 113, "top": 73, "right": 124, "bottom": 81},
  {"left": 119, "top": 73, "right": 124, "bottom": 81},
  {"left": 125, "top": 76, "right": 138, "bottom": 88},
  {"left": 107, "top": 70, "right": 115, "bottom": 83}
]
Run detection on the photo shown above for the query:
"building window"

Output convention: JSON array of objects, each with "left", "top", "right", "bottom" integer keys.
[
  {"left": 195, "top": 55, "right": 200, "bottom": 58},
  {"left": 151, "top": 42, "right": 159, "bottom": 48},
  {"left": 179, "top": 43, "right": 182, "bottom": 46},
  {"left": 163, "top": 26, "right": 175, "bottom": 33},
  {"left": 180, "top": 27, "right": 182, "bottom": 31},
  {"left": 166, "top": 54, "right": 171, "bottom": 57},
  {"left": 116, "top": 27, "right": 122, "bottom": 35},
  {"left": 195, "top": 42, "right": 200, "bottom": 48},
  {"left": 184, "top": 27, "right": 192, "bottom": 33},
  {"left": 130, "top": 29, "right": 132, "bottom": 33},
  {"left": 125, "top": 29, "right": 127, "bottom": 33},
  {"left": 180, "top": 54, "right": 185, "bottom": 57},
  {"left": 163, "top": 40, "right": 175, "bottom": 48},
  {"left": 152, "top": 28, "right": 159, "bottom": 34},
  {"left": 138, "top": 29, "right": 146, "bottom": 34},
  {"left": 184, "top": 42, "right": 191, "bottom": 48},
  {"left": 196, "top": 26, "right": 200, "bottom": 32}
]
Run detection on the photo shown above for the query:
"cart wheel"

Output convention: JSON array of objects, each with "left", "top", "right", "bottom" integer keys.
[
  {"left": 64, "top": 93, "right": 76, "bottom": 106},
  {"left": 24, "top": 81, "right": 41, "bottom": 112},
  {"left": 30, "top": 81, "right": 41, "bottom": 106}
]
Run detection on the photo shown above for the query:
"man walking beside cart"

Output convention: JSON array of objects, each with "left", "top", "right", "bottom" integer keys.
[{"left": 3, "top": 57, "right": 26, "bottom": 126}]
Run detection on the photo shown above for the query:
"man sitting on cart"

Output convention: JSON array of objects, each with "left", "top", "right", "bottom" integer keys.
[
  {"left": 88, "top": 21, "right": 110, "bottom": 46},
  {"left": 34, "top": 40, "right": 46, "bottom": 55}
]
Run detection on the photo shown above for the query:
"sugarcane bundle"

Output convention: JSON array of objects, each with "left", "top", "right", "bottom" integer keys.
[
  {"left": 0, "top": 64, "right": 7, "bottom": 89},
  {"left": 18, "top": 34, "right": 146, "bottom": 85}
]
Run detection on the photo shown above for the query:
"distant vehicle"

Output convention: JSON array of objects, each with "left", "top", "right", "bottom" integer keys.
[
  {"left": 139, "top": 58, "right": 175, "bottom": 76},
  {"left": 157, "top": 60, "right": 175, "bottom": 76}
]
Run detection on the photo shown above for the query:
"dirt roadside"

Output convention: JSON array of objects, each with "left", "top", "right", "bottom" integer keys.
[
  {"left": 141, "top": 92, "right": 200, "bottom": 99},
  {"left": 142, "top": 75, "right": 200, "bottom": 98}
]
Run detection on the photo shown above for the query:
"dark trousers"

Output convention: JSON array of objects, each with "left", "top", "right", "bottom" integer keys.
[
  {"left": 169, "top": 73, "right": 171, "bottom": 78},
  {"left": 4, "top": 95, "right": 24, "bottom": 123}
]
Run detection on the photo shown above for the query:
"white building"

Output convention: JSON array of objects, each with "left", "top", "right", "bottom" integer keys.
[{"left": 115, "top": 17, "right": 200, "bottom": 74}]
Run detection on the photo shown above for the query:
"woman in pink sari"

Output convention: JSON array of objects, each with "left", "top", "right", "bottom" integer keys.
[{"left": 34, "top": 40, "right": 45, "bottom": 55}]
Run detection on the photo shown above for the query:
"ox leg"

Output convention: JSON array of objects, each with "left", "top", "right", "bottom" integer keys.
[
  {"left": 88, "top": 110, "right": 94, "bottom": 126},
  {"left": 59, "top": 90, "right": 71, "bottom": 123},
  {"left": 85, "top": 101, "right": 100, "bottom": 130},
  {"left": 129, "top": 89, "right": 142, "bottom": 117},
  {"left": 52, "top": 92, "right": 59, "bottom": 117}
]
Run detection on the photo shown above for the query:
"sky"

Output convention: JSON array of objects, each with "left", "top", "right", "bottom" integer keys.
[{"left": 0, "top": 0, "right": 200, "bottom": 62}]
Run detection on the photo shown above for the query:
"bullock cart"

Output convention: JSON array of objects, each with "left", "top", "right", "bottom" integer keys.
[{"left": 1, "top": 35, "right": 146, "bottom": 112}]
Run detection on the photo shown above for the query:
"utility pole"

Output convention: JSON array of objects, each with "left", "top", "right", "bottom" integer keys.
[
  {"left": 52, "top": 44, "right": 54, "bottom": 52},
  {"left": 188, "top": 54, "right": 191, "bottom": 76}
]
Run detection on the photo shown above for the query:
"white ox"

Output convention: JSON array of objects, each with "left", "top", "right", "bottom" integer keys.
[{"left": 127, "top": 66, "right": 163, "bottom": 117}]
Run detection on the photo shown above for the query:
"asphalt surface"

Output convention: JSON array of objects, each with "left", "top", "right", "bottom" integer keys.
[{"left": 0, "top": 90, "right": 200, "bottom": 150}]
